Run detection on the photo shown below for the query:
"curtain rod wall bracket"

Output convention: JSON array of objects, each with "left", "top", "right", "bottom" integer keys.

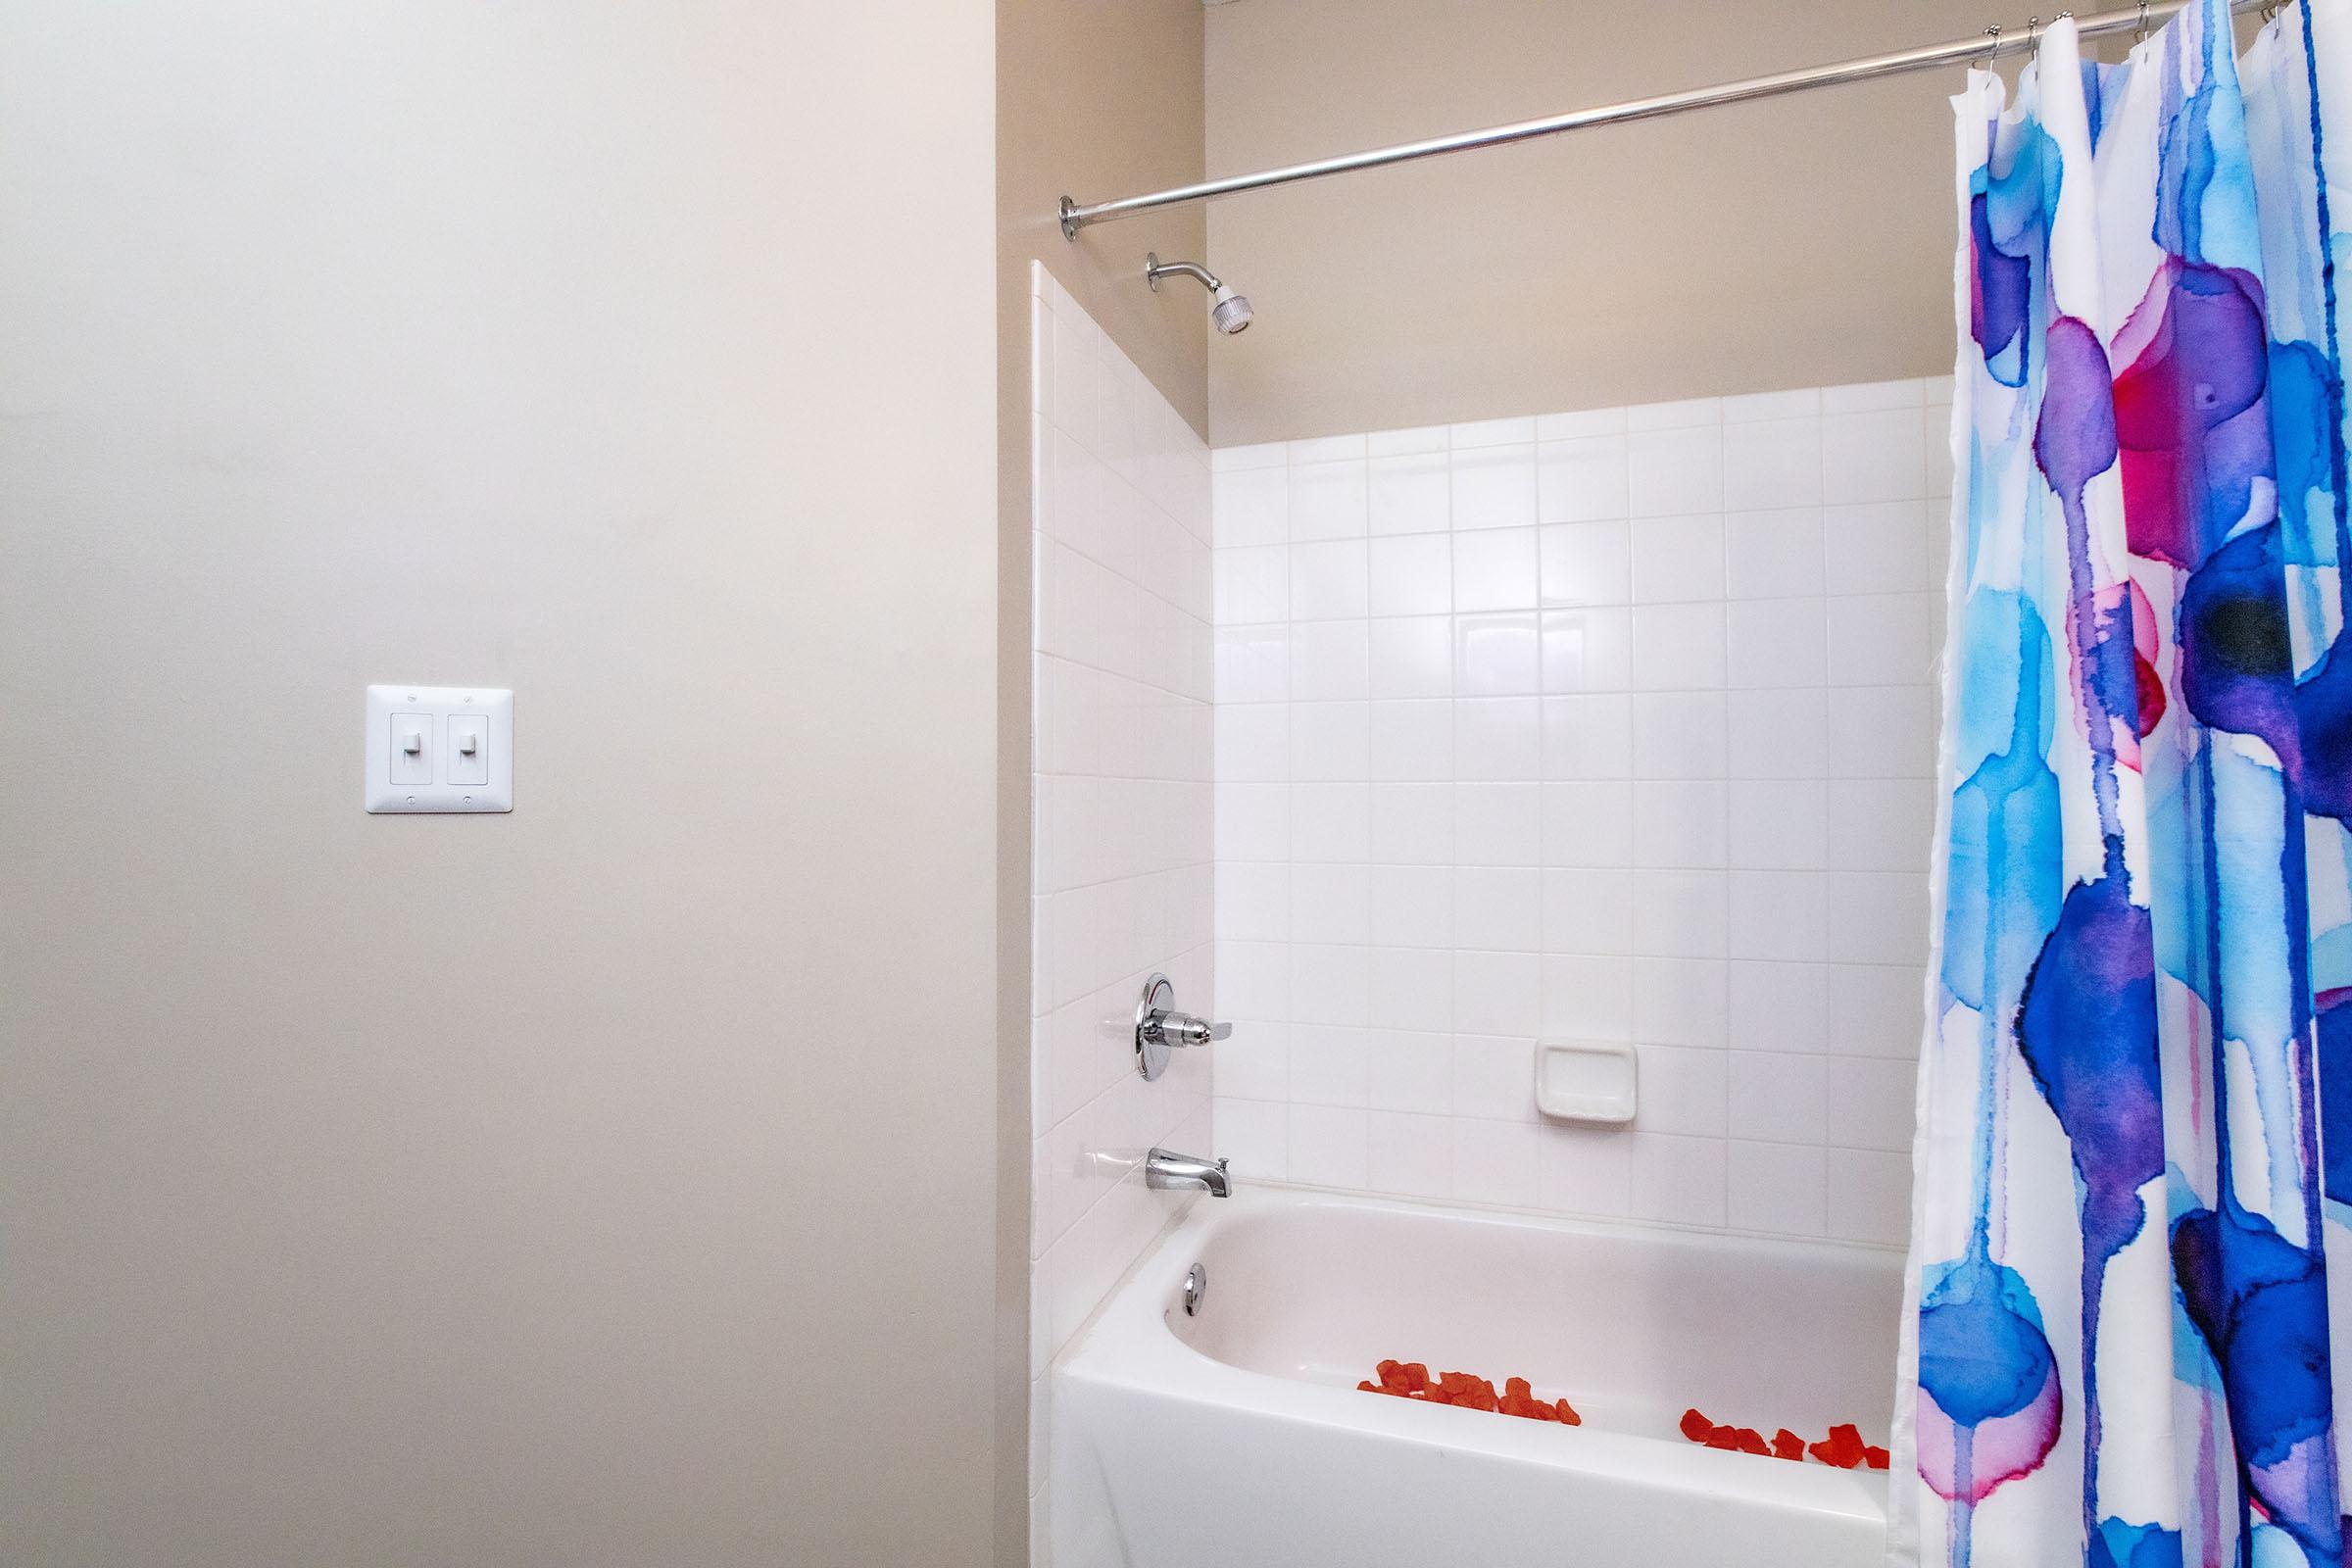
[{"left": 1056, "top": 0, "right": 2269, "bottom": 237}]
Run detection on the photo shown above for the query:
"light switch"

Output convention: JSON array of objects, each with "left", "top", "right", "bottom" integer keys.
[
  {"left": 365, "top": 686, "right": 514, "bottom": 813},
  {"left": 446, "top": 714, "right": 489, "bottom": 786},
  {"left": 391, "top": 717, "right": 433, "bottom": 785}
]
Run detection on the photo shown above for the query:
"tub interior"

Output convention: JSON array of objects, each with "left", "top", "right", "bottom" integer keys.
[{"left": 1171, "top": 1195, "right": 1905, "bottom": 1449}]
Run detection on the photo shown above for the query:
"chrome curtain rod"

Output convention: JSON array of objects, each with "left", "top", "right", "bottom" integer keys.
[{"left": 1058, "top": 0, "right": 2271, "bottom": 236}]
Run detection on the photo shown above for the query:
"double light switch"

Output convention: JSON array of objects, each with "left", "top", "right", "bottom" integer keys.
[{"left": 366, "top": 686, "right": 513, "bottom": 812}]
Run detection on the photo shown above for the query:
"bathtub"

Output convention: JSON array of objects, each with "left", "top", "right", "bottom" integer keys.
[{"left": 1050, "top": 1186, "right": 1903, "bottom": 1568}]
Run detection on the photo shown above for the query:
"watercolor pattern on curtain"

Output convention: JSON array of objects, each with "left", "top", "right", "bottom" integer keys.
[{"left": 1893, "top": 2, "right": 2352, "bottom": 1565}]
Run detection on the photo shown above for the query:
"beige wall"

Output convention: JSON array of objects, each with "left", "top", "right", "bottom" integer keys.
[
  {"left": 0, "top": 6, "right": 1001, "bottom": 1566},
  {"left": 1001, "top": 0, "right": 1209, "bottom": 443},
  {"left": 1203, "top": 0, "right": 1995, "bottom": 446},
  {"left": 993, "top": 4, "right": 1205, "bottom": 1558}
]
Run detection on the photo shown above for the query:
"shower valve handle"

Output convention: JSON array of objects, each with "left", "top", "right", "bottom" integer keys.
[
  {"left": 1133, "top": 972, "right": 1230, "bottom": 1081},
  {"left": 1149, "top": 1010, "right": 1232, "bottom": 1050}
]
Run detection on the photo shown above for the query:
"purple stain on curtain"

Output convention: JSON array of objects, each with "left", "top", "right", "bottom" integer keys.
[
  {"left": 2180, "top": 521, "right": 2307, "bottom": 772},
  {"left": 2292, "top": 638, "right": 2352, "bottom": 821},
  {"left": 1973, "top": 192, "right": 2034, "bottom": 386},
  {"left": 2173, "top": 1197, "right": 2342, "bottom": 1559},
  {"left": 2014, "top": 852, "right": 2161, "bottom": 1541},
  {"left": 2324, "top": 989, "right": 2352, "bottom": 1206},
  {"left": 2039, "top": 318, "right": 2124, "bottom": 496},
  {"left": 2040, "top": 318, "right": 2143, "bottom": 805},
  {"left": 2015, "top": 868, "right": 2163, "bottom": 1265},
  {"left": 2112, "top": 261, "right": 2275, "bottom": 571}
]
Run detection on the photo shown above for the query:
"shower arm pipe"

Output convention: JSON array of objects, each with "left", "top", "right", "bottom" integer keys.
[
  {"left": 1058, "top": 0, "right": 2268, "bottom": 236},
  {"left": 1147, "top": 257, "right": 1224, "bottom": 291}
]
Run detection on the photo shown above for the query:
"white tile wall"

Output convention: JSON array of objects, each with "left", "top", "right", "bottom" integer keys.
[
  {"left": 1029, "top": 265, "right": 1214, "bottom": 1535},
  {"left": 1209, "top": 378, "right": 1948, "bottom": 1248}
]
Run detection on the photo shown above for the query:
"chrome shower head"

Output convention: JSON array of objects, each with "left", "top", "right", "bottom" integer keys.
[{"left": 1147, "top": 253, "right": 1253, "bottom": 336}]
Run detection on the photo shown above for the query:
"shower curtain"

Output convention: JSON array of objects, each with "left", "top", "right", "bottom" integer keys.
[{"left": 1893, "top": 2, "right": 2352, "bottom": 1564}]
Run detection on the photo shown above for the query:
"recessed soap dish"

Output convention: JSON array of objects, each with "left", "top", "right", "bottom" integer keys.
[{"left": 1535, "top": 1041, "right": 1638, "bottom": 1125}]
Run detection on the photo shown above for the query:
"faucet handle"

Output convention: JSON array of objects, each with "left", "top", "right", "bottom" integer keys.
[
  {"left": 1134, "top": 972, "right": 1231, "bottom": 1081},
  {"left": 1164, "top": 1013, "right": 1232, "bottom": 1049}
]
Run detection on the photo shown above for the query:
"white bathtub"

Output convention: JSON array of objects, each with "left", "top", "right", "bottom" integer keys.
[{"left": 1050, "top": 1186, "right": 1903, "bottom": 1568}]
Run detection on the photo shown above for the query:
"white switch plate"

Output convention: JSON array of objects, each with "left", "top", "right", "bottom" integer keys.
[{"left": 365, "top": 685, "right": 513, "bottom": 813}]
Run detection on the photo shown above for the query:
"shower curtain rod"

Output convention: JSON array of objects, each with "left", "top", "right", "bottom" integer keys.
[{"left": 1058, "top": 0, "right": 2269, "bottom": 236}]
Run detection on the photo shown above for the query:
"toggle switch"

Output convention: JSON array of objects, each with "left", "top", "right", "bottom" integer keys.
[
  {"left": 390, "top": 716, "right": 433, "bottom": 784},
  {"left": 445, "top": 714, "right": 489, "bottom": 786}
]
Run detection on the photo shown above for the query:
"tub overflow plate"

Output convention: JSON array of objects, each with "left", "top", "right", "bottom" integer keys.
[{"left": 1182, "top": 1262, "right": 1207, "bottom": 1317}]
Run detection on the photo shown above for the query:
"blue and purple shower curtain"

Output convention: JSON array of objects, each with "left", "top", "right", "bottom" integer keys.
[{"left": 1892, "top": 2, "right": 2352, "bottom": 1564}]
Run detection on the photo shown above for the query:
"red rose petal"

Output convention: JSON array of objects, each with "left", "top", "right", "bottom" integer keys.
[{"left": 1808, "top": 1423, "right": 1867, "bottom": 1469}]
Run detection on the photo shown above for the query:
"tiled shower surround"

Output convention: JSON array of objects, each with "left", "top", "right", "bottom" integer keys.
[
  {"left": 1208, "top": 381, "right": 1951, "bottom": 1245},
  {"left": 1027, "top": 265, "right": 1212, "bottom": 1537}
]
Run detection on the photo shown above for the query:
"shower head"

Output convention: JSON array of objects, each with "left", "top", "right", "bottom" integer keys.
[
  {"left": 1147, "top": 253, "right": 1253, "bottom": 335},
  {"left": 1209, "top": 283, "right": 1252, "bottom": 335}
]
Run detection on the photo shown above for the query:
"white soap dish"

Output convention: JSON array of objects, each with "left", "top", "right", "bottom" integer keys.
[{"left": 1535, "top": 1041, "right": 1638, "bottom": 1125}]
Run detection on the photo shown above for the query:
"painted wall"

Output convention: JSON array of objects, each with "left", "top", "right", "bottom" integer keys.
[
  {"left": 1026, "top": 265, "right": 1214, "bottom": 1560},
  {"left": 0, "top": 6, "right": 1000, "bottom": 1565},
  {"left": 1201, "top": 0, "right": 1994, "bottom": 446},
  {"left": 1000, "top": 0, "right": 1209, "bottom": 441},
  {"left": 1209, "top": 378, "right": 1952, "bottom": 1249},
  {"left": 994, "top": 5, "right": 1207, "bottom": 1556}
]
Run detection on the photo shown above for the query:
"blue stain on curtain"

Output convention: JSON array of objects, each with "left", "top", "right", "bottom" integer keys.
[{"left": 1891, "top": 4, "right": 2352, "bottom": 1565}]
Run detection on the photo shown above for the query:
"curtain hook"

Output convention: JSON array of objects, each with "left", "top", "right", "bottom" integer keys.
[
  {"left": 2028, "top": 14, "right": 2042, "bottom": 45},
  {"left": 1978, "top": 22, "right": 2003, "bottom": 66},
  {"left": 2135, "top": 0, "right": 2150, "bottom": 40}
]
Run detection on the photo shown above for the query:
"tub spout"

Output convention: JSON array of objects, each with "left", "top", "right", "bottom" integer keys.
[{"left": 1146, "top": 1147, "right": 1231, "bottom": 1198}]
